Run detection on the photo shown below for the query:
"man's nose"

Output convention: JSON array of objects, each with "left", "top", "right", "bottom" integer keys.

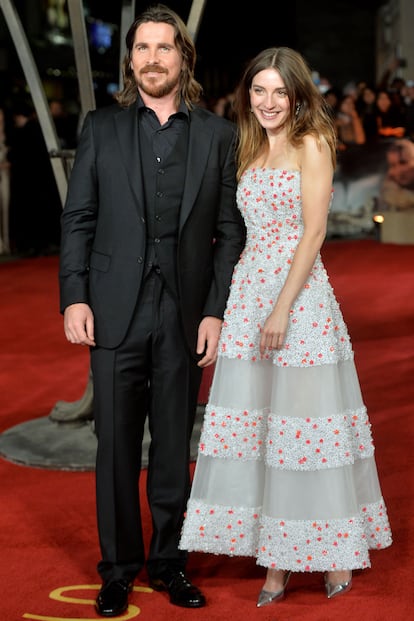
[{"left": 146, "top": 49, "right": 160, "bottom": 63}]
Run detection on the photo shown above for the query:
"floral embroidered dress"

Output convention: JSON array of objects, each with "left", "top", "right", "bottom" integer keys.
[{"left": 179, "top": 168, "right": 392, "bottom": 571}]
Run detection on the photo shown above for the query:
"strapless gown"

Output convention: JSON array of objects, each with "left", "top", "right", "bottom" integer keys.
[{"left": 180, "top": 168, "right": 392, "bottom": 571}]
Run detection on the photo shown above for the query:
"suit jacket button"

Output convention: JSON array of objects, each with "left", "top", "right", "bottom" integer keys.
[{"left": 137, "top": 256, "right": 143, "bottom": 263}]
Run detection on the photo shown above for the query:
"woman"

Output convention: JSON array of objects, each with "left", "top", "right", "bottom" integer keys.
[
  {"left": 376, "top": 89, "right": 406, "bottom": 139},
  {"left": 335, "top": 93, "right": 365, "bottom": 149},
  {"left": 179, "top": 47, "right": 392, "bottom": 606},
  {"left": 356, "top": 85, "right": 379, "bottom": 143}
]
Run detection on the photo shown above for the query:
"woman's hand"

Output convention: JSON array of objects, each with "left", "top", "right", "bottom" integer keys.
[{"left": 259, "top": 308, "right": 289, "bottom": 356}]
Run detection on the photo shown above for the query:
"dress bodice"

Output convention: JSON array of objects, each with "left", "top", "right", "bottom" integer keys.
[{"left": 219, "top": 167, "right": 352, "bottom": 366}]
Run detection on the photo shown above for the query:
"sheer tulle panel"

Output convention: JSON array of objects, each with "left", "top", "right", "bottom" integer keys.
[
  {"left": 270, "top": 359, "right": 364, "bottom": 417},
  {"left": 209, "top": 357, "right": 364, "bottom": 417},
  {"left": 208, "top": 357, "right": 274, "bottom": 410},
  {"left": 190, "top": 454, "right": 383, "bottom": 520},
  {"left": 191, "top": 453, "right": 265, "bottom": 507},
  {"left": 263, "top": 456, "right": 383, "bottom": 519}
]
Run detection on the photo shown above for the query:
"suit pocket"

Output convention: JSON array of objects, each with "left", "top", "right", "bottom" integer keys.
[{"left": 90, "top": 250, "right": 111, "bottom": 272}]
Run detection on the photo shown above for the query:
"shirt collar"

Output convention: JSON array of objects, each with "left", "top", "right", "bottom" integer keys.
[{"left": 136, "top": 93, "right": 189, "bottom": 119}]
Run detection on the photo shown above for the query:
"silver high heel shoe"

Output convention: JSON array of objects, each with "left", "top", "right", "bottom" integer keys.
[
  {"left": 256, "top": 571, "right": 291, "bottom": 608},
  {"left": 324, "top": 571, "right": 352, "bottom": 599}
]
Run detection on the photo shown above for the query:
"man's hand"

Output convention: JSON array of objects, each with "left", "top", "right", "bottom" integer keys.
[
  {"left": 64, "top": 303, "right": 96, "bottom": 347},
  {"left": 196, "top": 316, "right": 222, "bottom": 367}
]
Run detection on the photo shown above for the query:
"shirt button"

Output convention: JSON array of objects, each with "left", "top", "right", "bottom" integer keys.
[
  {"left": 156, "top": 191, "right": 163, "bottom": 198},
  {"left": 154, "top": 238, "right": 160, "bottom": 243}
]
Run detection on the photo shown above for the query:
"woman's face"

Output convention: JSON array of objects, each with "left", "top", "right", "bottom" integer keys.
[
  {"left": 339, "top": 96, "right": 355, "bottom": 114},
  {"left": 362, "top": 88, "right": 376, "bottom": 104},
  {"left": 249, "top": 68, "right": 291, "bottom": 134},
  {"left": 376, "top": 91, "right": 391, "bottom": 112}
]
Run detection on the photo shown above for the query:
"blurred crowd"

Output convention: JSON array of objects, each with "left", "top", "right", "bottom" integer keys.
[{"left": 324, "top": 77, "right": 414, "bottom": 148}]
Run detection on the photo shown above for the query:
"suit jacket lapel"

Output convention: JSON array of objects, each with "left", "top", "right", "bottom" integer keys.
[
  {"left": 113, "top": 104, "right": 145, "bottom": 216},
  {"left": 179, "top": 111, "right": 212, "bottom": 229}
]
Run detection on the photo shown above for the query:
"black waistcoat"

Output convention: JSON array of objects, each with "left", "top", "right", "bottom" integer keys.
[{"left": 140, "top": 121, "right": 188, "bottom": 296}]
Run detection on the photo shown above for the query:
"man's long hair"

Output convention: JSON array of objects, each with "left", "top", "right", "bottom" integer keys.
[{"left": 115, "top": 3, "right": 203, "bottom": 109}]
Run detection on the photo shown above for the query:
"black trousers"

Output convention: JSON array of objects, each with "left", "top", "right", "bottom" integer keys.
[{"left": 90, "top": 271, "right": 202, "bottom": 582}]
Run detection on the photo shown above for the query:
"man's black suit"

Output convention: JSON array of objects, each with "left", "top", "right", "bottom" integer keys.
[{"left": 59, "top": 101, "right": 246, "bottom": 582}]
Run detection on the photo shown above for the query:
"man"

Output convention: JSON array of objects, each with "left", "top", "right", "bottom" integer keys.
[
  {"left": 8, "top": 101, "right": 61, "bottom": 256},
  {"left": 380, "top": 138, "right": 414, "bottom": 210},
  {"left": 59, "top": 3, "right": 245, "bottom": 617}
]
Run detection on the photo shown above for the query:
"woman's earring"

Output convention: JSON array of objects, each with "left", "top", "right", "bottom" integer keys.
[{"left": 295, "top": 102, "right": 301, "bottom": 116}]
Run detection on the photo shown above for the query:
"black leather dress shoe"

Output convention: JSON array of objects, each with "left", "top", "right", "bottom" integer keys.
[
  {"left": 95, "top": 579, "right": 132, "bottom": 617},
  {"left": 149, "top": 569, "right": 206, "bottom": 608}
]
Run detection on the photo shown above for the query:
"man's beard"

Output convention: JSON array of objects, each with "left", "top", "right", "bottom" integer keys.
[{"left": 137, "top": 70, "right": 179, "bottom": 99}]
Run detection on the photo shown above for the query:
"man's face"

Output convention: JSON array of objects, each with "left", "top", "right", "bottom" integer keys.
[
  {"left": 387, "top": 146, "right": 414, "bottom": 189},
  {"left": 130, "top": 21, "right": 183, "bottom": 100}
]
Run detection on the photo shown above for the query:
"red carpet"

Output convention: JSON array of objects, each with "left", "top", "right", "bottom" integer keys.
[{"left": 0, "top": 239, "right": 413, "bottom": 620}]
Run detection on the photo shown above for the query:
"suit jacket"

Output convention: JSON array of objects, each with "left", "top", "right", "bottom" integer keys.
[{"left": 59, "top": 102, "right": 246, "bottom": 356}]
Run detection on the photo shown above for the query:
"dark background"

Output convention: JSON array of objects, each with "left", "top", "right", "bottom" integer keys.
[
  {"left": 86, "top": 0, "right": 387, "bottom": 94},
  {"left": 1, "top": 0, "right": 388, "bottom": 107}
]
